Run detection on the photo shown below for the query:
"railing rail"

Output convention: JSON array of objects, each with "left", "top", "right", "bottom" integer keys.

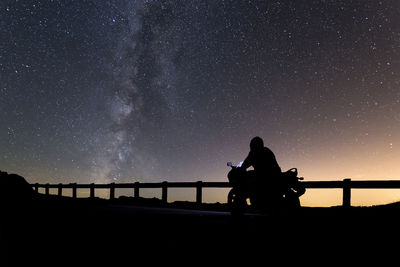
[{"left": 30, "top": 179, "right": 400, "bottom": 207}]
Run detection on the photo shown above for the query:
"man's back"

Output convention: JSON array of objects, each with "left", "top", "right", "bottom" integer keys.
[{"left": 242, "top": 146, "right": 281, "bottom": 177}]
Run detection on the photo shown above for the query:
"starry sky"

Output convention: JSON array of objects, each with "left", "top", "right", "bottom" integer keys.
[{"left": 1, "top": 0, "right": 400, "bottom": 206}]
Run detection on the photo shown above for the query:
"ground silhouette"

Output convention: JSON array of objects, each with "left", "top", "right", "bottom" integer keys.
[{"left": 2, "top": 171, "right": 400, "bottom": 266}]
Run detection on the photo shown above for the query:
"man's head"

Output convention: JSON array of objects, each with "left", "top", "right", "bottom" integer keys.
[{"left": 250, "top": 136, "right": 264, "bottom": 151}]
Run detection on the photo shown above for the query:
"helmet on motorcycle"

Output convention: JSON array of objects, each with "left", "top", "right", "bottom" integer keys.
[{"left": 250, "top": 136, "right": 264, "bottom": 151}]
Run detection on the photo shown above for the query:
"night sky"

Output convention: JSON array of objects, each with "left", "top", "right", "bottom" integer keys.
[{"left": 1, "top": 1, "right": 400, "bottom": 205}]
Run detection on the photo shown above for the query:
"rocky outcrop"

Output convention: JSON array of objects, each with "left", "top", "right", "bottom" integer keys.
[{"left": 0, "top": 170, "right": 35, "bottom": 204}]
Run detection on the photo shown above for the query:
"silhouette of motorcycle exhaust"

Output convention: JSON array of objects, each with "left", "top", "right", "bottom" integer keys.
[{"left": 227, "top": 162, "right": 306, "bottom": 215}]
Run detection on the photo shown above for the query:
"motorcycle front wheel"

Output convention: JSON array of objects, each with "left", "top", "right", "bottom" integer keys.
[{"left": 227, "top": 188, "right": 247, "bottom": 216}]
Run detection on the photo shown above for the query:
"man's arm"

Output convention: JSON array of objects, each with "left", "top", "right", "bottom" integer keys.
[{"left": 241, "top": 152, "right": 252, "bottom": 170}]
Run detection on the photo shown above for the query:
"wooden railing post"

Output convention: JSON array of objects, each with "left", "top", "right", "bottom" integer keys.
[
  {"left": 45, "top": 183, "right": 50, "bottom": 196},
  {"left": 162, "top": 181, "right": 168, "bottom": 203},
  {"left": 343, "top": 178, "right": 351, "bottom": 207},
  {"left": 90, "top": 183, "right": 95, "bottom": 198},
  {"left": 110, "top": 183, "right": 115, "bottom": 200},
  {"left": 134, "top": 182, "right": 140, "bottom": 198},
  {"left": 196, "top": 181, "right": 203, "bottom": 205},
  {"left": 72, "top": 183, "right": 77, "bottom": 199},
  {"left": 57, "top": 183, "right": 63, "bottom": 196}
]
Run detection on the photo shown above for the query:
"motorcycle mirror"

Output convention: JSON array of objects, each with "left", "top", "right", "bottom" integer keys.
[{"left": 227, "top": 162, "right": 233, "bottom": 167}]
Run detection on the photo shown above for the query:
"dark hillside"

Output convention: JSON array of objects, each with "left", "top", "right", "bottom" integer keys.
[
  {"left": 2, "top": 171, "right": 400, "bottom": 265},
  {"left": 4, "top": 194, "right": 400, "bottom": 266}
]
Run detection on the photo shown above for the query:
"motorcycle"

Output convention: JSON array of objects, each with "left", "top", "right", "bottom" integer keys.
[{"left": 226, "top": 161, "right": 306, "bottom": 215}]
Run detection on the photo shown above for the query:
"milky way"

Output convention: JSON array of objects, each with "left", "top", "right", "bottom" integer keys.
[{"left": 1, "top": 1, "right": 400, "bottom": 205}]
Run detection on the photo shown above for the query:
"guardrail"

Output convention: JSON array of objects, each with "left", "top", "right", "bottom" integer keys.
[{"left": 30, "top": 179, "right": 400, "bottom": 207}]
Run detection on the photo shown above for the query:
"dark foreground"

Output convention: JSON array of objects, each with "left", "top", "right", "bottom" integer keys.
[{"left": 3, "top": 196, "right": 400, "bottom": 266}]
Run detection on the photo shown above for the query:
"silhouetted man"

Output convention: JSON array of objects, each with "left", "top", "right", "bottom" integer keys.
[{"left": 241, "top": 136, "right": 282, "bottom": 208}]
